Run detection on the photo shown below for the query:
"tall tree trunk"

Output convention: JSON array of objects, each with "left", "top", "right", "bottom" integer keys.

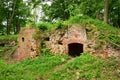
[
  {"left": 104, "top": 0, "right": 109, "bottom": 23},
  {"left": 7, "top": 0, "right": 17, "bottom": 35}
]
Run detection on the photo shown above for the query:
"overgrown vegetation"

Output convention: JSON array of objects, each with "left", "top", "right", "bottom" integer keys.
[
  {"left": 0, "top": 51, "right": 70, "bottom": 80},
  {"left": 0, "top": 0, "right": 120, "bottom": 79},
  {"left": 0, "top": 15, "right": 120, "bottom": 80},
  {"left": 0, "top": 52, "right": 119, "bottom": 80},
  {"left": 36, "top": 15, "right": 120, "bottom": 49},
  {"left": 0, "top": 46, "right": 17, "bottom": 60},
  {"left": 0, "top": 35, "right": 18, "bottom": 60},
  {"left": 47, "top": 53, "right": 120, "bottom": 80},
  {"left": 67, "top": 15, "right": 120, "bottom": 48},
  {"left": 0, "top": 35, "right": 18, "bottom": 42}
]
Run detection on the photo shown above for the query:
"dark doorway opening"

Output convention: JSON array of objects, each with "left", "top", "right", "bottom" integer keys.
[
  {"left": 22, "top": 37, "right": 24, "bottom": 42},
  {"left": 68, "top": 43, "right": 83, "bottom": 57},
  {"left": 0, "top": 43, "right": 5, "bottom": 46},
  {"left": 44, "top": 37, "right": 50, "bottom": 41}
]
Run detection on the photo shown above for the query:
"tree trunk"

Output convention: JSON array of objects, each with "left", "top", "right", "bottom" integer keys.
[
  {"left": 104, "top": 0, "right": 109, "bottom": 23},
  {"left": 7, "top": 0, "right": 17, "bottom": 35}
]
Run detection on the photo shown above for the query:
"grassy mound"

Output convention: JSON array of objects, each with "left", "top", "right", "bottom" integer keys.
[
  {"left": 0, "top": 52, "right": 119, "bottom": 80},
  {"left": 0, "top": 52, "right": 70, "bottom": 80},
  {"left": 36, "top": 15, "right": 120, "bottom": 49},
  {"left": 67, "top": 15, "right": 120, "bottom": 49},
  {"left": 47, "top": 53, "right": 120, "bottom": 80},
  {"left": 0, "top": 15, "right": 120, "bottom": 80}
]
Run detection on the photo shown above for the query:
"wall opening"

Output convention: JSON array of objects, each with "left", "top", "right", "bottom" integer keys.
[
  {"left": 22, "top": 37, "right": 24, "bottom": 42},
  {"left": 0, "top": 43, "right": 5, "bottom": 46},
  {"left": 44, "top": 37, "right": 50, "bottom": 41},
  {"left": 58, "top": 40, "right": 63, "bottom": 45},
  {"left": 68, "top": 43, "right": 83, "bottom": 57}
]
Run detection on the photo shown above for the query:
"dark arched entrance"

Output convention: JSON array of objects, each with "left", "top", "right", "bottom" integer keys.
[{"left": 68, "top": 43, "right": 83, "bottom": 57}]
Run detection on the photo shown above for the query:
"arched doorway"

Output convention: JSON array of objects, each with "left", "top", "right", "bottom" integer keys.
[{"left": 68, "top": 43, "right": 83, "bottom": 57}]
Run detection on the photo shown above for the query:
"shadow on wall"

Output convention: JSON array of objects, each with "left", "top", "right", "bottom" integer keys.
[{"left": 68, "top": 43, "right": 83, "bottom": 57}]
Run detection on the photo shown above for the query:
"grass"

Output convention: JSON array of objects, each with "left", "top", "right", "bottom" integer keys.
[
  {"left": 0, "top": 35, "right": 18, "bottom": 42},
  {"left": 47, "top": 53, "right": 120, "bottom": 80},
  {"left": 0, "top": 52, "right": 119, "bottom": 80},
  {"left": 0, "top": 52, "right": 71, "bottom": 80},
  {"left": 67, "top": 15, "right": 120, "bottom": 48},
  {"left": 0, "top": 15, "right": 120, "bottom": 80},
  {"left": 0, "top": 46, "right": 18, "bottom": 60},
  {"left": 0, "top": 35, "right": 18, "bottom": 59},
  {"left": 36, "top": 15, "right": 120, "bottom": 49},
  {"left": 0, "top": 35, "right": 18, "bottom": 60},
  {"left": 0, "top": 46, "right": 11, "bottom": 58}
]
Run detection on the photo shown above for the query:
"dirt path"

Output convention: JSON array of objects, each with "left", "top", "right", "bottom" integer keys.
[
  {"left": 52, "top": 58, "right": 74, "bottom": 72},
  {"left": 42, "top": 58, "right": 74, "bottom": 80}
]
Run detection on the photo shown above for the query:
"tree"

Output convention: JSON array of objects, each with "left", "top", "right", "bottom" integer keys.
[
  {"left": 41, "top": 0, "right": 104, "bottom": 22},
  {"left": 0, "top": 0, "right": 31, "bottom": 35},
  {"left": 108, "top": 0, "right": 120, "bottom": 27},
  {"left": 7, "top": 0, "right": 17, "bottom": 34},
  {"left": 104, "top": 0, "right": 109, "bottom": 23},
  {"left": 41, "top": 0, "right": 120, "bottom": 28},
  {"left": 42, "top": 0, "right": 71, "bottom": 22}
]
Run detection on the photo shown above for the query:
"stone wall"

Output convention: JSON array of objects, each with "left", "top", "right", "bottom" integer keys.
[
  {"left": 13, "top": 27, "right": 40, "bottom": 61},
  {"left": 45, "top": 24, "right": 87, "bottom": 57}
]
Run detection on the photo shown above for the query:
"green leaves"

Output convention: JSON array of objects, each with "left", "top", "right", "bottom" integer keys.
[{"left": 0, "top": 0, "right": 31, "bottom": 35}]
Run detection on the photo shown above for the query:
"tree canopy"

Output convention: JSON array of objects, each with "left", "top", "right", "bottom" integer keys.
[
  {"left": 0, "top": 0, "right": 120, "bottom": 35},
  {"left": 0, "top": 0, "right": 30, "bottom": 35},
  {"left": 42, "top": 0, "right": 120, "bottom": 27}
]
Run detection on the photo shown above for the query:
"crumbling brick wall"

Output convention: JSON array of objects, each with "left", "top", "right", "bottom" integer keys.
[
  {"left": 45, "top": 24, "right": 87, "bottom": 56},
  {"left": 13, "top": 27, "right": 40, "bottom": 61}
]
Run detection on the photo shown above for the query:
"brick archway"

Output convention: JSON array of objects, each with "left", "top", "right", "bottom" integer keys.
[{"left": 68, "top": 43, "right": 83, "bottom": 57}]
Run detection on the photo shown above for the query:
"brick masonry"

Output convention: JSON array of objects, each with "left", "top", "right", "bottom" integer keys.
[
  {"left": 13, "top": 27, "right": 40, "bottom": 61},
  {"left": 45, "top": 24, "right": 87, "bottom": 56}
]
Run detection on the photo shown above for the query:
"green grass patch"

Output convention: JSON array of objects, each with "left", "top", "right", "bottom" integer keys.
[
  {"left": 0, "top": 35, "right": 18, "bottom": 42},
  {"left": 0, "top": 52, "right": 70, "bottom": 80},
  {"left": 0, "top": 52, "right": 119, "bottom": 80},
  {"left": 48, "top": 53, "right": 119, "bottom": 80}
]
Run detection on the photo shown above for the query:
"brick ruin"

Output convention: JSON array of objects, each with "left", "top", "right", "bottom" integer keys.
[
  {"left": 13, "top": 24, "right": 87, "bottom": 61},
  {"left": 12, "top": 24, "right": 119, "bottom": 60},
  {"left": 45, "top": 24, "right": 87, "bottom": 57},
  {"left": 13, "top": 27, "right": 40, "bottom": 61}
]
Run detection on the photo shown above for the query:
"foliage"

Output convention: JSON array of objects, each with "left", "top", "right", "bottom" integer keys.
[
  {"left": 36, "top": 21, "right": 67, "bottom": 32},
  {"left": 0, "top": 0, "right": 31, "bottom": 35},
  {"left": 36, "top": 22, "right": 54, "bottom": 31},
  {"left": 42, "top": 0, "right": 120, "bottom": 27},
  {"left": 108, "top": 0, "right": 120, "bottom": 27},
  {"left": 42, "top": 0, "right": 70, "bottom": 21}
]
